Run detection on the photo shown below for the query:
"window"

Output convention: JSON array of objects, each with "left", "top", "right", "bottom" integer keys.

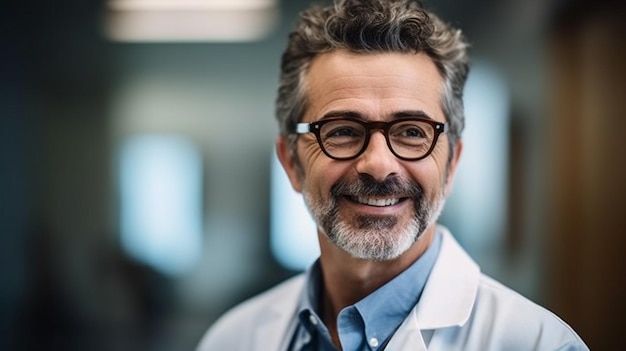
[
  {"left": 118, "top": 135, "right": 203, "bottom": 275},
  {"left": 270, "top": 151, "right": 319, "bottom": 271}
]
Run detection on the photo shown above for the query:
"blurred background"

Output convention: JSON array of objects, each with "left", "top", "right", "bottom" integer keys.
[{"left": 1, "top": 0, "right": 624, "bottom": 350}]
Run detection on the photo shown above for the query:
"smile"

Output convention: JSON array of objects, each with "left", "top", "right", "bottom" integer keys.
[{"left": 351, "top": 196, "right": 402, "bottom": 207}]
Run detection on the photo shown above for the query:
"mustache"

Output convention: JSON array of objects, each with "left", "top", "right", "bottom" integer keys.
[{"left": 330, "top": 174, "right": 423, "bottom": 198}]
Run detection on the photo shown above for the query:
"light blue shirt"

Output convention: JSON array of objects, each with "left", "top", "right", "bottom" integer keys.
[{"left": 288, "top": 232, "right": 442, "bottom": 351}]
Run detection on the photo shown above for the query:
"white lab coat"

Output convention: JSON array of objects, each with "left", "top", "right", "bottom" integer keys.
[{"left": 197, "top": 228, "right": 588, "bottom": 350}]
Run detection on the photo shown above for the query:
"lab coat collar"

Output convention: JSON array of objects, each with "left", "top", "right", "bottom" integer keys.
[{"left": 414, "top": 227, "right": 480, "bottom": 329}]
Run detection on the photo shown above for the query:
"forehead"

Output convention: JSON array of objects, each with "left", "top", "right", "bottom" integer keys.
[{"left": 304, "top": 50, "right": 445, "bottom": 122}]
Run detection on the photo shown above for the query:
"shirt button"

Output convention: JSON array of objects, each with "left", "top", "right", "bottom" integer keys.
[
  {"left": 308, "top": 314, "right": 318, "bottom": 326},
  {"left": 369, "top": 337, "right": 379, "bottom": 348}
]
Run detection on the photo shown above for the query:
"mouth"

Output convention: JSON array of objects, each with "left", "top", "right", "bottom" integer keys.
[{"left": 349, "top": 196, "right": 406, "bottom": 207}]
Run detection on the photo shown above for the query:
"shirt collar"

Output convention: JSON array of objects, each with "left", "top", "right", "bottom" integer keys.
[{"left": 295, "top": 230, "right": 443, "bottom": 349}]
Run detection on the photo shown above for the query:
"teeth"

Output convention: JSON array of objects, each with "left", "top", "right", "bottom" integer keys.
[{"left": 355, "top": 196, "right": 401, "bottom": 207}]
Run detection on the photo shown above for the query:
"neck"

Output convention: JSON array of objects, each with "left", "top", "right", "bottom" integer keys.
[{"left": 317, "top": 225, "right": 436, "bottom": 344}]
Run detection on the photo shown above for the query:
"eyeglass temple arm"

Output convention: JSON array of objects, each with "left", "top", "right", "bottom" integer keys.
[{"left": 295, "top": 123, "right": 314, "bottom": 134}]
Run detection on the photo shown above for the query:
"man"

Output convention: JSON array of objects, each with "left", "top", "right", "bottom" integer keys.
[{"left": 197, "top": 0, "right": 588, "bottom": 350}]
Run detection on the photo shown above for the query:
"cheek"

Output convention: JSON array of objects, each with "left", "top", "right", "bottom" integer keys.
[
  {"left": 297, "top": 146, "right": 333, "bottom": 193},
  {"left": 309, "top": 164, "right": 344, "bottom": 192},
  {"left": 299, "top": 141, "right": 326, "bottom": 166},
  {"left": 427, "top": 143, "right": 451, "bottom": 181},
  {"left": 405, "top": 157, "right": 448, "bottom": 198},
  {"left": 297, "top": 149, "right": 349, "bottom": 198}
]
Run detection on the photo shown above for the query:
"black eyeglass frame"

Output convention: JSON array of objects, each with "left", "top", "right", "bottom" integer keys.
[{"left": 293, "top": 117, "right": 448, "bottom": 161}]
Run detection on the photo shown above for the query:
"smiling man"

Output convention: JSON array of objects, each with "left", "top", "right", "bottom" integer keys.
[{"left": 197, "top": 1, "right": 588, "bottom": 350}]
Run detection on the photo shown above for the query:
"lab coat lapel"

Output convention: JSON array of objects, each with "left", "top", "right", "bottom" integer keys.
[
  {"left": 253, "top": 315, "right": 291, "bottom": 351},
  {"left": 384, "top": 310, "right": 428, "bottom": 350},
  {"left": 385, "top": 228, "right": 480, "bottom": 349},
  {"left": 415, "top": 228, "right": 480, "bottom": 329},
  {"left": 251, "top": 276, "right": 304, "bottom": 351}
]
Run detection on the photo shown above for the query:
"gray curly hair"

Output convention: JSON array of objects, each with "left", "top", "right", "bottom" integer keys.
[{"left": 276, "top": 0, "right": 469, "bottom": 160}]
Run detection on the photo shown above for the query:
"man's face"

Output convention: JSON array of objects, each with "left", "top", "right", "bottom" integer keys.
[{"left": 277, "top": 50, "right": 462, "bottom": 261}]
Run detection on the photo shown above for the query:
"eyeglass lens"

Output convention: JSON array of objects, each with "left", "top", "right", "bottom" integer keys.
[{"left": 319, "top": 119, "right": 436, "bottom": 159}]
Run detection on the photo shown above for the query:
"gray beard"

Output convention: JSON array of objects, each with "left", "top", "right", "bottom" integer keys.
[{"left": 303, "top": 174, "right": 445, "bottom": 261}]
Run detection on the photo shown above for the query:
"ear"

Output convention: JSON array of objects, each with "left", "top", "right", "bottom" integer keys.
[
  {"left": 443, "top": 139, "right": 463, "bottom": 196},
  {"left": 276, "top": 136, "right": 303, "bottom": 193}
]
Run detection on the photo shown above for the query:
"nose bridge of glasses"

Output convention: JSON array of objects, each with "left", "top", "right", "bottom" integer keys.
[
  {"left": 362, "top": 121, "right": 393, "bottom": 156},
  {"left": 355, "top": 121, "right": 401, "bottom": 179},
  {"left": 365, "top": 121, "right": 389, "bottom": 135}
]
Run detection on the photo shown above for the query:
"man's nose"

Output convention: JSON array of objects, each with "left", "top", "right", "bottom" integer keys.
[{"left": 354, "top": 131, "right": 401, "bottom": 182}]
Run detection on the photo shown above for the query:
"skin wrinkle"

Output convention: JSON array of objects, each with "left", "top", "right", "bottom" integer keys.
[{"left": 295, "top": 71, "right": 456, "bottom": 173}]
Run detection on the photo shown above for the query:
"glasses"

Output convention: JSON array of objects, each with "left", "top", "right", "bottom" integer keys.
[{"left": 294, "top": 117, "right": 448, "bottom": 161}]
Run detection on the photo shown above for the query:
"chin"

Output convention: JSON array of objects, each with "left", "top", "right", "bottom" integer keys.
[{"left": 328, "top": 217, "right": 422, "bottom": 261}]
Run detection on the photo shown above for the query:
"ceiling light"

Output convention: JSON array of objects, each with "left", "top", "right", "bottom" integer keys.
[
  {"left": 108, "top": 0, "right": 276, "bottom": 11},
  {"left": 104, "top": 0, "right": 279, "bottom": 42}
]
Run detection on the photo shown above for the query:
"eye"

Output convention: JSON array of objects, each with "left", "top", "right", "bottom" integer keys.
[
  {"left": 390, "top": 121, "right": 433, "bottom": 145},
  {"left": 321, "top": 120, "right": 364, "bottom": 139},
  {"left": 398, "top": 126, "right": 427, "bottom": 138},
  {"left": 327, "top": 126, "right": 360, "bottom": 138}
]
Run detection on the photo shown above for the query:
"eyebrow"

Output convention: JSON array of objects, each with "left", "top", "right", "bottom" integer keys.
[{"left": 320, "top": 109, "right": 435, "bottom": 121}]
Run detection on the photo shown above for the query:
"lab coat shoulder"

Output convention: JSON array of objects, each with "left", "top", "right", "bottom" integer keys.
[
  {"left": 196, "top": 274, "right": 304, "bottom": 351},
  {"left": 415, "top": 229, "right": 589, "bottom": 350},
  {"left": 462, "top": 274, "right": 589, "bottom": 350}
]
